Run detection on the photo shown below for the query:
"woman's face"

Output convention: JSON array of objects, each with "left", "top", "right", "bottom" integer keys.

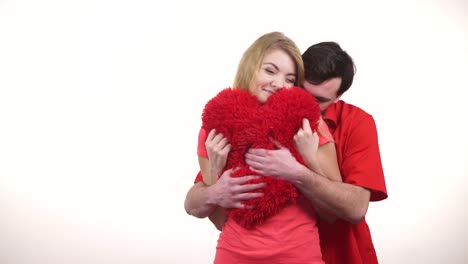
[{"left": 249, "top": 48, "right": 297, "bottom": 103}]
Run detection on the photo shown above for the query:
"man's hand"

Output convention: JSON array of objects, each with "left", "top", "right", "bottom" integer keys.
[
  {"left": 244, "top": 145, "right": 305, "bottom": 183},
  {"left": 209, "top": 168, "right": 265, "bottom": 209}
]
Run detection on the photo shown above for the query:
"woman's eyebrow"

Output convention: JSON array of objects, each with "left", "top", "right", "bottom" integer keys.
[{"left": 263, "top": 62, "right": 279, "bottom": 70}]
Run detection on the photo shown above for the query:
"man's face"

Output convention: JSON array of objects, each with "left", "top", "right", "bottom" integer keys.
[{"left": 303, "top": 77, "right": 342, "bottom": 113}]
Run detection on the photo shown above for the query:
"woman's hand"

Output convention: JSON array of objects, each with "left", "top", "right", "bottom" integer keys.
[
  {"left": 205, "top": 129, "right": 231, "bottom": 181},
  {"left": 294, "top": 118, "right": 321, "bottom": 173}
]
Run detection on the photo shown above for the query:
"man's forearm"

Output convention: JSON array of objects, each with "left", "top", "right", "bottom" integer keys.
[
  {"left": 184, "top": 182, "right": 217, "bottom": 218},
  {"left": 293, "top": 166, "right": 371, "bottom": 224}
]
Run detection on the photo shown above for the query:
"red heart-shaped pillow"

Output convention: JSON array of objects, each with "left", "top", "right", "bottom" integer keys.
[{"left": 202, "top": 87, "right": 320, "bottom": 228}]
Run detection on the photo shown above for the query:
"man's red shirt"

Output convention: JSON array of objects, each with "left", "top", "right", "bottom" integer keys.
[{"left": 319, "top": 100, "right": 387, "bottom": 264}]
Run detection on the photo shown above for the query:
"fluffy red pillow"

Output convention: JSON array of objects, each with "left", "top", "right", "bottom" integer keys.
[{"left": 202, "top": 87, "right": 320, "bottom": 228}]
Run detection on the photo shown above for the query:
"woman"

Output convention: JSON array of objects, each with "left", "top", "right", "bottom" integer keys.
[{"left": 185, "top": 32, "right": 342, "bottom": 263}]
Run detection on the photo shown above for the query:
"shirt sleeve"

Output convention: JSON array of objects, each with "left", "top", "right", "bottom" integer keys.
[
  {"left": 197, "top": 127, "right": 208, "bottom": 158},
  {"left": 194, "top": 171, "right": 203, "bottom": 184},
  {"left": 317, "top": 117, "right": 334, "bottom": 146},
  {"left": 341, "top": 115, "right": 387, "bottom": 201},
  {"left": 195, "top": 127, "right": 209, "bottom": 184}
]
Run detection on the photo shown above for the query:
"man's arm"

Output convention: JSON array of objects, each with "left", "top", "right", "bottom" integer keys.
[
  {"left": 245, "top": 116, "right": 385, "bottom": 224},
  {"left": 245, "top": 145, "right": 370, "bottom": 224},
  {"left": 293, "top": 166, "right": 371, "bottom": 224},
  {"left": 184, "top": 181, "right": 219, "bottom": 219},
  {"left": 245, "top": 147, "right": 370, "bottom": 223},
  {"left": 302, "top": 115, "right": 386, "bottom": 223},
  {"left": 291, "top": 118, "right": 345, "bottom": 222},
  {"left": 184, "top": 157, "right": 265, "bottom": 219},
  {"left": 185, "top": 129, "right": 265, "bottom": 229}
]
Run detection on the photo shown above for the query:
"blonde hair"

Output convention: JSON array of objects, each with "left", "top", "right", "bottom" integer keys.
[{"left": 233, "top": 32, "right": 304, "bottom": 90}]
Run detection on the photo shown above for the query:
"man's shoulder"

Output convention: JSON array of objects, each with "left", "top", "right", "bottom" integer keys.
[{"left": 332, "top": 100, "right": 373, "bottom": 121}]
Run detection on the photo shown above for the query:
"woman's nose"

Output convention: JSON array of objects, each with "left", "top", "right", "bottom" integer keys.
[{"left": 271, "top": 79, "right": 284, "bottom": 90}]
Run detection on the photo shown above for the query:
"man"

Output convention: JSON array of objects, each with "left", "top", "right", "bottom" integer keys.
[
  {"left": 185, "top": 42, "right": 387, "bottom": 264},
  {"left": 298, "top": 42, "right": 387, "bottom": 263}
]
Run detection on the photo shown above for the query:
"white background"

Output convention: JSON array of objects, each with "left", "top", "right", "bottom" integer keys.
[{"left": 1, "top": 0, "right": 467, "bottom": 263}]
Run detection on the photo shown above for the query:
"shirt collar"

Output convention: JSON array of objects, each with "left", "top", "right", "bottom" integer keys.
[{"left": 323, "top": 102, "right": 338, "bottom": 130}]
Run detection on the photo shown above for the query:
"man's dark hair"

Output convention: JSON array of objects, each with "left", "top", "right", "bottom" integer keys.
[{"left": 302, "top": 42, "right": 356, "bottom": 96}]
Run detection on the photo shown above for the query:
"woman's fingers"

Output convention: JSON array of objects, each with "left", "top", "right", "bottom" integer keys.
[{"left": 302, "top": 118, "right": 312, "bottom": 133}]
